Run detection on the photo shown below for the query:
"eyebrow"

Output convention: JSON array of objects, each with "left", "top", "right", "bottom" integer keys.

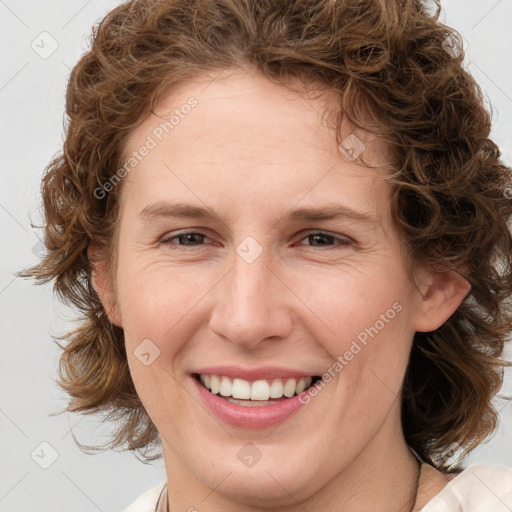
[{"left": 138, "top": 201, "right": 378, "bottom": 226}]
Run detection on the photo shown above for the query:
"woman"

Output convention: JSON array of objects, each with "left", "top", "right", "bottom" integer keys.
[{"left": 18, "top": 0, "right": 512, "bottom": 510}]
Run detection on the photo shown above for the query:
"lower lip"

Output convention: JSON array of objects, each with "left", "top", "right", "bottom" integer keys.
[{"left": 192, "top": 376, "right": 309, "bottom": 429}]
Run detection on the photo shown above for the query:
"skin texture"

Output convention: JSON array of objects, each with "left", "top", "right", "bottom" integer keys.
[{"left": 92, "top": 69, "right": 470, "bottom": 511}]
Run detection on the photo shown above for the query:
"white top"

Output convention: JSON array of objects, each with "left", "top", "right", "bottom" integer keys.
[
  {"left": 420, "top": 463, "right": 512, "bottom": 511},
  {"left": 121, "top": 463, "right": 512, "bottom": 512}
]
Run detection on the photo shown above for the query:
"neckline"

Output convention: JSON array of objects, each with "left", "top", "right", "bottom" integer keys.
[
  {"left": 155, "top": 481, "right": 167, "bottom": 512},
  {"left": 419, "top": 464, "right": 475, "bottom": 510}
]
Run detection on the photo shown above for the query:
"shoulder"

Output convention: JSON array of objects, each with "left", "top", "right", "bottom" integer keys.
[
  {"left": 121, "top": 481, "right": 166, "bottom": 512},
  {"left": 421, "top": 463, "right": 512, "bottom": 511}
]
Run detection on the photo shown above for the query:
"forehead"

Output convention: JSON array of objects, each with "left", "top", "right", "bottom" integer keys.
[
  {"left": 123, "top": 67, "right": 389, "bottom": 163},
  {"left": 118, "top": 69, "right": 394, "bottom": 226}
]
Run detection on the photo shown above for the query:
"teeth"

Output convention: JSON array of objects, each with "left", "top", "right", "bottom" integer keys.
[
  {"left": 295, "top": 378, "right": 307, "bottom": 394},
  {"left": 283, "top": 378, "right": 297, "bottom": 398},
  {"left": 269, "top": 379, "right": 284, "bottom": 398},
  {"left": 232, "top": 378, "right": 251, "bottom": 399},
  {"left": 210, "top": 375, "right": 220, "bottom": 394},
  {"left": 199, "top": 374, "right": 313, "bottom": 400},
  {"left": 219, "top": 376, "right": 232, "bottom": 397},
  {"left": 251, "top": 380, "right": 270, "bottom": 400}
]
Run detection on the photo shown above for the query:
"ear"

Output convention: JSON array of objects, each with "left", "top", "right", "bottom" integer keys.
[
  {"left": 412, "top": 266, "right": 471, "bottom": 333},
  {"left": 88, "top": 243, "right": 123, "bottom": 328}
]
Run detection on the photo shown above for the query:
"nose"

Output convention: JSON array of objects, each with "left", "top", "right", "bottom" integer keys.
[{"left": 208, "top": 247, "right": 293, "bottom": 350}]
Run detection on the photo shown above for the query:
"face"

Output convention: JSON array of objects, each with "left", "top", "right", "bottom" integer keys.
[{"left": 94, "top": 69, "right": 460, "bottom": 507}]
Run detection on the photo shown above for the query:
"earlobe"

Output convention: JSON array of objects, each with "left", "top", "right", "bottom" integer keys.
[
  {"left": 413, "top": 267, "right": 471, "bottom": 333},
  {"left": 88, "top": 244, "right": 123, "bottom": 328}
]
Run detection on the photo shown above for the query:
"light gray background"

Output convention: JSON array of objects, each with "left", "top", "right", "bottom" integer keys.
[{"left": 1, "top": 1, "right": 511, "bottom": 511}]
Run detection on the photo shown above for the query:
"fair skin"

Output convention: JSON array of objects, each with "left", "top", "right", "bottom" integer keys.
[{"left": 91, "top": 69, "right": 469, "bottom": 511}]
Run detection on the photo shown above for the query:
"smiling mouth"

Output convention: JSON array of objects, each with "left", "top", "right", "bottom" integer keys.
[{"left": 193, "top": 373, "right": 321, "bottom": 407}]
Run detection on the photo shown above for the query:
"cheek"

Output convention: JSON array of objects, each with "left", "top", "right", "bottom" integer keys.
[
  {"left": 116, "top": 258, "right": 219, "bottom": 341},
  {"left": 117, "top": 259, "right": 226, "bottom": 409},
  {"left": 287, "top": 263, "right": 414, "bottom": 392},
  {"left": 289, "top": 261, "right": 411, "bottom": 339}
]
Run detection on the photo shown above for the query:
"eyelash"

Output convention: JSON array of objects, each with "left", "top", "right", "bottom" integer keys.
[{"left": 158, "top": 230, "right": 353, "bottom": 251}]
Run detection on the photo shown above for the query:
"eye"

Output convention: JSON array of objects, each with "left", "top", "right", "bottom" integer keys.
[
  {"left": 157, "top": 230, "right": 353, "bottom": 251},
  {"left": 158, "top": 231, "right": 213, "bottom": 249},
  {"left": 296, "top": 231, "right": 352, "bottom": 248}
]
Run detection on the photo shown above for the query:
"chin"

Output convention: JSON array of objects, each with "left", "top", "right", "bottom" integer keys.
[
  {"left": 188, "top": 448, "right": 323, "bottom": 508},
  {"left": 203, "top": 472, "right": 310, "bottom": 509}
]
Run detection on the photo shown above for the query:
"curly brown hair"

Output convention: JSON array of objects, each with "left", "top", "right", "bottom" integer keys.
[{"left": 18, "top": 0, "right": 512, "bottom": 468}]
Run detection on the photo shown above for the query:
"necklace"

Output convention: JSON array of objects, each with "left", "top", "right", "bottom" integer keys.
[
  {"left": 409, "top": 457, "right": 423, "bottom": 512},
  {"left": 155, "top": 454, "right": 424, "bottom": 512},
  {"left": 408, "top": 444, "right": 425, "bottom": 511}
]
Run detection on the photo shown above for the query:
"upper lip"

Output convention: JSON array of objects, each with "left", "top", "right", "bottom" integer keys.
[{"left": 192, "top": 365, "right": 319, "bottom": 381}]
